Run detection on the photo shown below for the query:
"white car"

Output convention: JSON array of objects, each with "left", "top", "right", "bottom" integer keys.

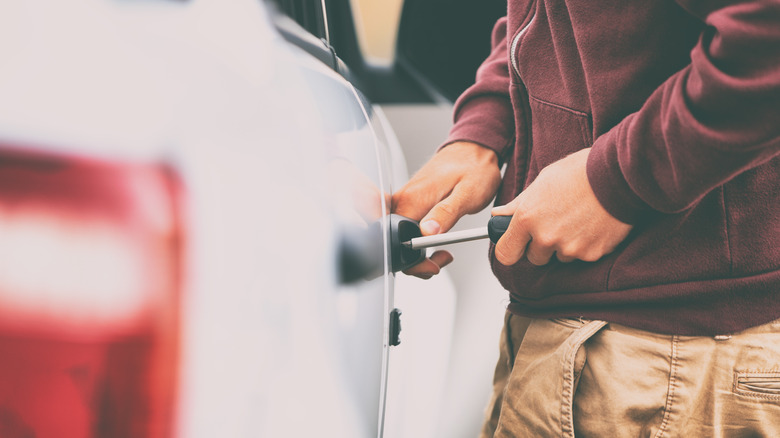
[{"left": 0, "top": 0, "right": 463, "bottom": 437}]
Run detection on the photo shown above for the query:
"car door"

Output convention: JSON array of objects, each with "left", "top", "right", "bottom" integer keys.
[
  {"left": 174, "top": 2, "right": 407, "bottom": 437},
  {"left": 272, "top": 12, "right": 403, "bottom": 438},
  {"left": 0, "top": 0, "right": 406, "bottom": 437},
  {"left": 268, "top": 12, "right": 397, "bottom": 437}
]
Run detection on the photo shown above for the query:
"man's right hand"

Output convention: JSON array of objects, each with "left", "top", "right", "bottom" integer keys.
[{"left": 391, "top": 141, "right": 502, "bottom": 279}]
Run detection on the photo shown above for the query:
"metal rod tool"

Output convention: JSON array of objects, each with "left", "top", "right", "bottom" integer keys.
[{"left": 401, "top": 215, "right": 512, "bottom": 250}]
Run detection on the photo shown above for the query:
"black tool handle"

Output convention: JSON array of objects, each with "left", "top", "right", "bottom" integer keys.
[{"left": 488, "top": 215, "right": 512, "bottom": 244}]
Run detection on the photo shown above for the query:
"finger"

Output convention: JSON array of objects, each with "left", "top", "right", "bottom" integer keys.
[
  {"left": 419, "top": 219, "right": 441, "bottom": 236},
  {"left": 403, "top": 258, "right": 440, "bottom": 279},
  {"left": 392, "top": 188, "right": 440, "bottom": 221},
  {"left": 490, "top": 201, "right": 517, "bottom": 216},
  {"left": 402, "top": 250, "right": 453, "bottom": 279},
  {"left": 525, "top": 239, "right": 556, "bottom": 266},
  {"left": 494, "top": 218, "right": 532, "bottom": 266},
  {"left": 429, "top": 250, "right": 454, "bottom": 269},
  {"left": 391, "top": 171, "right": 456, "bottom": 220},
  {"left": 556, "top": 253, "right": 576, "bottom": 263},
  {"left": 491, "top": 198, "right": 520, "bottom": 217}
]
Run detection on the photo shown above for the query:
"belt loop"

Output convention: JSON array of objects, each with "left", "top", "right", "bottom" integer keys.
[{"left": 560, "top": 320, "right": 608, "bottom": 438}]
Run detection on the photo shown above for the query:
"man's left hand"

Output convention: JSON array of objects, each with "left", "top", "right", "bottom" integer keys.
[{"left": 491, "top": 148, "right": 634, "bottom": 266}]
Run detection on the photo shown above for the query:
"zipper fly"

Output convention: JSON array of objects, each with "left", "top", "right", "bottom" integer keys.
[{"left": 510, "top": 8, "right": 537, "bottom": 79}]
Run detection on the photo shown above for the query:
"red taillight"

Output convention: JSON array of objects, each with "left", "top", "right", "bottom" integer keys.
[{"left": 0, "top": 146, "right": 182, "bottom": 438}]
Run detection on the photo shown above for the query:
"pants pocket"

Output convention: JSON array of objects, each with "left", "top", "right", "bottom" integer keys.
[
  {"left": 492, "top": 318, "right": 606, "bottom": 438},
  {"left": 735, "top": 371, "right": 780, "bottom": 400}
]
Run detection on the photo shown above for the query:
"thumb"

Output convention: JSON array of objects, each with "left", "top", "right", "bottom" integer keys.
[{"left": 420, "top": 187, "right": 472, "bottom": 235}]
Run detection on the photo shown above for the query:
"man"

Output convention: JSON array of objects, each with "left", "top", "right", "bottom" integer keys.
[{"left": 392, "top": 0, "right": 780, "bottom": 436}]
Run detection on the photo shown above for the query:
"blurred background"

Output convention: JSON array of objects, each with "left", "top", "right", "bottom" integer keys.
[{"left": 0, "top": 0, "right": 509, "bottom": 437}]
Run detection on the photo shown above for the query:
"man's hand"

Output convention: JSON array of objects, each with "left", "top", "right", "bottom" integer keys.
[
  {"left": 392, "top": 141, "right": 502, "bottom": 279},
  {"left": 492, "top": 148, "right": 633, "bottom": 266}
]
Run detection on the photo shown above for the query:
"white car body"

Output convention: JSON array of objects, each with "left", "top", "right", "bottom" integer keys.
[{"left": 0, "top": 0, "right": 457, "bottom": 437}]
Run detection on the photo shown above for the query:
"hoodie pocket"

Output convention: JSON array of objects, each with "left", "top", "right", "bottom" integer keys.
[{"left": 524, "top": 95, "right": 593, "bottom": 187}]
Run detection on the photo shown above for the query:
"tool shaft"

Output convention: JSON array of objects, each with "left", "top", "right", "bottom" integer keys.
[{"left": 403, "top": 226, "right": 489, "bottom": 250}]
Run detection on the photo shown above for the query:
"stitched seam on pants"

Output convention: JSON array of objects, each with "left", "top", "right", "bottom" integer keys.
[
  {"left": 654, "top": 335, "right": 679, "bottom": 438},
  {"left": 560, "top": 320, "right": 607, "bottom": 438}
]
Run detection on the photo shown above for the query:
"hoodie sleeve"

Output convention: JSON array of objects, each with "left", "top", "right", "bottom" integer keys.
[
  {"left": 587, "top": 0, "right": 780, "bottom": 224},
  {"left": 442, "top": 17, "right": 517, "bottom": 164}
]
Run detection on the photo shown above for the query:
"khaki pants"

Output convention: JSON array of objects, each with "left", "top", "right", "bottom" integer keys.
[{"left": 482, "top": 311, "right": 780, "bottom": 437}]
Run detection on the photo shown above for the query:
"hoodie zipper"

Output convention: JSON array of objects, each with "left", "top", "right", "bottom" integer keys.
[{"left": 510, "top": 5, "right": 537, "bottom": 79}]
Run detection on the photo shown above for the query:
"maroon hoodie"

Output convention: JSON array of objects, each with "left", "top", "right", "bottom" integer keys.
[{"left": 446, "top": 0, "right": 780, "bottom": 335}]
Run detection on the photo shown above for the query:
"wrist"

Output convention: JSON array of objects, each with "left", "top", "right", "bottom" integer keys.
[{"left": 441, "top": 141, "right": 500, "bottom": 169}]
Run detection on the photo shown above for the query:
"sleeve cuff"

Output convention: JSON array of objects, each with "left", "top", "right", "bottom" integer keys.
[
  {"left": 586, "top": 121, "right": 653, "bottom": 225},
  {"left": 440, "top": 96, "right": 516, "bottom": 163}
]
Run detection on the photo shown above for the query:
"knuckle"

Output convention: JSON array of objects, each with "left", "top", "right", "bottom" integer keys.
[
  {"left": 511, "top": 211, "right": 532, "bottom": 229},
  {"left": 391, "top": 191, "right": 411, "bottom": 211},
  {"left": 512, "top": 208, "right": 529, "bottom": 222},
  {"left": 557, "top": 243, "right": 577, "bottom": 259},
  {"left": 580, "top": 250, "right": 603, "bottom": 263},
  {"left": 494, "top": 244, "right": 516, "bottom": 266},
  {"left": 434, "top": 200, "right": 459, "bottom": 219},
  {"left": 454, "top": 189, "right": 480, "bottom": 212},
  {"left": 532, "top": 232, "right": 556, "bottom": 248},
  {"left": 526, "top": 251, "right": 549, "bottom": 266}
]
